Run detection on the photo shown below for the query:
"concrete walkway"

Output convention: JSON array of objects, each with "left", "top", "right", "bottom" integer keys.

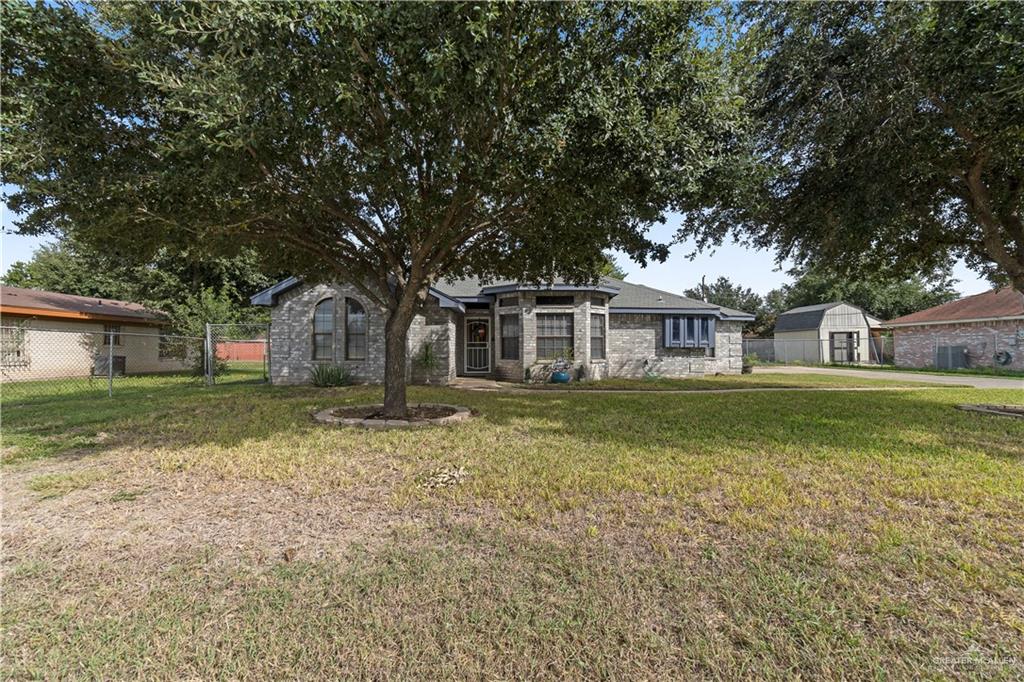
[{"left": 757, "top": 365, "right": 1023, "bottom": 390}]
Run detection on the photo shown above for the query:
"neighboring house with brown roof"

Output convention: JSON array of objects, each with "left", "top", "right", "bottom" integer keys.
[
  {"left": 886, "top": 288, "right": 1024, "bottom": 371},
  {"left": 0, "top": 285, "right": 187, "bottom": 381}
]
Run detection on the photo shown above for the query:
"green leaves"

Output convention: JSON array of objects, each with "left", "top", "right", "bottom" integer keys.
[
  {"left": 688, "top": 1, "right": 1024, "bottom": 292},
  {"left": 2, "top": 1, "right": 746, "bottom": 294}
]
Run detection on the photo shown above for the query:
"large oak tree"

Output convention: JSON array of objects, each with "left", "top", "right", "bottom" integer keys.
[
  {"left": 684, "top": 2, "right": 1024, "bottom": 293},
  {"left": 2, "top": 1, "right": 746, "bottom": 415}
]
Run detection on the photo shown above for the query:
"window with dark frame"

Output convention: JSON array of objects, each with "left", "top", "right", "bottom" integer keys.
[
  {"left": 535, "top": 295, "right": 574, "bottom": 306},
  {"left": 590, "top": 314, "right": 605, "bottom": 360},
  {"left": 663, "top": 315, "right": 715, "bottom": 351},
  {"left": 103, "top": 324, "right": 121, "bottom": 346},
  {"left": 312, "top": 298, "right": 334, "bottom": 360},
  {"left": 590, "top": 296, "right": 605, "bottom": 307},
  {"left": 536, "top": 313, "right": 573, "bottom": 360},
  {"left": 500, "top": 314, "right": 520, "bottom": 360},
  {"left": 345, "top": 298, "right": 368, "bottom": 360},
  {"left": 499, "top": 297, "right": 518, "bottom": 307}
]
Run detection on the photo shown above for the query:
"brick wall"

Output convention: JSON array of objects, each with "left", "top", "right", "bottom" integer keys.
[
  {"left": 893, "top": 320, "right": 1024, "bottom": 370},
  {"left": 269, "top": 282, "right": 454, "bottom": 386},
  {"left": 606, "top": 315, "right": 743, "bottom": 378},
  {"left": 408, "top": 296, "right": 456, "bottom": 385}
]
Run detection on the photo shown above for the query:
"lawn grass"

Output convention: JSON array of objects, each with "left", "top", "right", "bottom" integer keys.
[
  {"left": 518, "top": 373, "right": 950, "bottom": 390},
  {"left": 823, "top": 363, "right": 1024, "bottom": 379},
  {"left": 3, "top": 379, "right": 1023, "bottom": 678}
]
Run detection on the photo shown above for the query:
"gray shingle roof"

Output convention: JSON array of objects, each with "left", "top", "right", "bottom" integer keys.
[
  {"left": 254, "top": 275, "right": 754, "bottom": 320},
  {"left": 774, "top": 302, "right": 845, "bottom": 332}
]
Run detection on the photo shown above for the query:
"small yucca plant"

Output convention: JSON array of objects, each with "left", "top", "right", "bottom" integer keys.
[{"left": 311, "top": 364, "right": 353, "bottom": 387}]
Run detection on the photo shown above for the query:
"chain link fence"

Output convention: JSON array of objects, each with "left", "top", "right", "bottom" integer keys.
[
  {"left": 206, "top": 323, "right": 271, "bottom": 385},
  {"left": 1, "top": 325, "right": 205, "bottom": 404},
  {"left": 742, "top": 336, "right": 894, "bottom": 366},
  {"left": 1, "top": 322, "right": 270, "bottom": 405}
]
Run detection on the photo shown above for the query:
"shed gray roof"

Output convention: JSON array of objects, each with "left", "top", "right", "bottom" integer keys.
[{"left": 774, "top": 302, "right": 842, "bottom": 332}]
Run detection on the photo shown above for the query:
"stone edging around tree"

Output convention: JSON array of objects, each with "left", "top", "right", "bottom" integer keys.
[{"left": 312, "top": 403, "right": 474, "bottom": 430}]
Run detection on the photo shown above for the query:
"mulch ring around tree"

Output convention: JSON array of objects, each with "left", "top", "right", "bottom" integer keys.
[
  {"left": 313, "top": 403, "right": 474, "bottom": 429},
  {"left": 955, "top": 404, "right": 1024, "bottom": 419}
]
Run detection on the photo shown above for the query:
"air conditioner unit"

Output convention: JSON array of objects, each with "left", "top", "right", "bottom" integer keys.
[{"left": 935, "top": 345, "right": 968, "bottom": 370}]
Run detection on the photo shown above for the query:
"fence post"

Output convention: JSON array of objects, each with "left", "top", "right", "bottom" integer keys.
[
  {"left": 107, "top": 329, "right": 114, "bottom": 397},
  {"left": 205, "top": 323, "right": 214, "bottom": 386},
  {"left": 265, "top": 322, "right": 271, "bottom": 384}
]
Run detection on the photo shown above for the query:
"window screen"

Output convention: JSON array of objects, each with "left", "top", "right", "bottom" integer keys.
[
  {"left": 500, "top": 314, "right": 520, "bottom": 360},
  {"left": 536, "top": 295, "right": 574, "bottom": 306},
  {"left": 536, "top": 313, "right": 573, "bottom": 359},
  {"left": 590, "top": 314, "right": 605, "bottom": 360},
  {"left": 312, "top": 298, "right": 334, "bottom": 360},
  {"left": 345, "top": 298, "right": 367, "bottom": 360}
]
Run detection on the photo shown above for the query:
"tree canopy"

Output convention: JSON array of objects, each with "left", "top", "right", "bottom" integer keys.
[
  {"left": 683, "top": 1, "right": 1024, "bottom": 292},
  {"left": 2, "top": 1, "right": 747, "bottom": 414},
  {"left": 1, "top": 238, "right": 275, "bottom": 334}
]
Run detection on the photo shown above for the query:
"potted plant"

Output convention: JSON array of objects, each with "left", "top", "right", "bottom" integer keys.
[
  {"left": 742, "top": 353, "right": 758, "bottom": 374},
  {"left": 550, "top": 348, "right": 574, "bottom": 383}
]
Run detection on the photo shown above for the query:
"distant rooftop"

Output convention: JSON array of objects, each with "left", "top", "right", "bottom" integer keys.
[
  {"left": 0, "top": 285, "right": 166, "bottom": 323},
  {"left": 887, "top": 288, "right": 1024, "bottom": 326}
]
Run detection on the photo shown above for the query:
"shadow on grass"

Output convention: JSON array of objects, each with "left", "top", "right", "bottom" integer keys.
[{"left": 3, "top": 383, "right": 1022, "bottom": 471}]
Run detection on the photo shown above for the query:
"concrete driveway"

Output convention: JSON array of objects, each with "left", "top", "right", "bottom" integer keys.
[{"left": 757, "top": 365, "right": 1024, "bottom": 390}]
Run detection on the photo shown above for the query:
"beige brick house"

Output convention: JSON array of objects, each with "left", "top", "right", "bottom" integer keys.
[
  {"left": 251, "top": 276, "right": 753, "bottom": 385},
  {"left": 887, "top": 288, "right": 1024, "bottom": 371},
  {"left": 0, "top": 285, "right": 187, "bottom": 381}
]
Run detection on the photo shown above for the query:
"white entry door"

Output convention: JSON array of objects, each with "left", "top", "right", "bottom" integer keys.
[{"left": 465, "top": 319, "right": 490, "bottom": 373}]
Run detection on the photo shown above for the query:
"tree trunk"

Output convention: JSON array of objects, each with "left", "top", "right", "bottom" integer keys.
[{"left": 382, "top": 304, "right": 416, "bottom": 418}]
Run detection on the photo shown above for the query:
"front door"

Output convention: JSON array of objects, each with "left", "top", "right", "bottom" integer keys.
[
  {"left": 465, "top": 319, "right": 490, "bottom": 374},
  {"left": 830, "top": 332, "right": 857, "bottom": 363}
]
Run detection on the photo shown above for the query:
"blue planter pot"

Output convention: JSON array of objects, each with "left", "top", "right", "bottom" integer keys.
[{"left": 550, "top": 370, "right": 571, "bottom": 384}]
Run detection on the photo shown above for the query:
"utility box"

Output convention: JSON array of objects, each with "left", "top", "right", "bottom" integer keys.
[{"left": 935, "top": 345, "right": 968, "bottom": 370}]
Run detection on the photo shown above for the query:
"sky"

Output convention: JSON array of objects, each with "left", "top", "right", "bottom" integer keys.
[{"left": 2, "top": 201, "right": 992, "bottom": 300}]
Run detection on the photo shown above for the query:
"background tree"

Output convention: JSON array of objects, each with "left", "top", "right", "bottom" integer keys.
[
  {"left": 778, "top": 266, "right": 959, "bottom": 324},
  {"left": 2, "top": 2, "right": 747, "bottom": 416},
  {"left": 684, "top": 276, "right": 771, "bottom": 335},
  {"left": 2, "top": 237, "right": 276, "bottom": 329},
  {"left": 683, "top": 1, "right": 1024, "bottom": 293},
  {"left": 599, "top": 254, "right": 629, "bottom": 280}
]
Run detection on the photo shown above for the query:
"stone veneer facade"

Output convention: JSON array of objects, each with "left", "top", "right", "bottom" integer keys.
[
  {"left": 893, "top": 319, "right": 1024, "bottom": 371},
  {"left": 268, "top": 281, "right": 745, "bottom": 385}
]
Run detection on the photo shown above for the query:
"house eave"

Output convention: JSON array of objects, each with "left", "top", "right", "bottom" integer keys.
[
  {"left": 886, "top": 315, "right": 1024, "bottom": 328},
  {"left": 479, "top": 283, "right": 621, "bottom": 297},
  {"left": 609, "top": 307, "right": 752, "bottom": 320}
]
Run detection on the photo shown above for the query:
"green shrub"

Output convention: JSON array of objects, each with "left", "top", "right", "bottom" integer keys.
[{"left": 311, "top": 364, "right": 353, "bottom": 387}]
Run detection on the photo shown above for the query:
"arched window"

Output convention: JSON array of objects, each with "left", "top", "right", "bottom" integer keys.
[
  {"left": 312, "top": 298, "right": 334, "bottom": 360},
  {"left": 345, "top": 298, "right": 367, "bottom": 360}
]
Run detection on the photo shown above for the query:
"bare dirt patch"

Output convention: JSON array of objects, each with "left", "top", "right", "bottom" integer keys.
[{"left": 2, "top": 449, "right": 422, "bottom": 570}]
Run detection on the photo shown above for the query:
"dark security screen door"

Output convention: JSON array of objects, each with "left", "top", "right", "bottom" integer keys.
[{"left": 465, "top": 320, "right": 490, "bottom": 373}]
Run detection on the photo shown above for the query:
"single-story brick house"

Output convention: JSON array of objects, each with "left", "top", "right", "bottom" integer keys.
[
  {"left": 251, "top": 276, "right": 753, "bottom": 385},
  {"left": 886, "top": 288, "right": 1024, "bottom": 371},
  {"left": 0, "top": 285, "right": 187, "bottom": 381}
]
